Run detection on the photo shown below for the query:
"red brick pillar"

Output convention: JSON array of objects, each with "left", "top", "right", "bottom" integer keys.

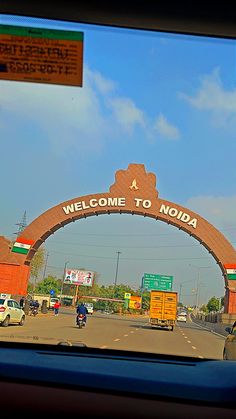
[
  {"left": 224, "top": 288, "right": 236, "bottom": 314},
  {"left": 0, "top": 263, "right": 30, "bottom": 295}
]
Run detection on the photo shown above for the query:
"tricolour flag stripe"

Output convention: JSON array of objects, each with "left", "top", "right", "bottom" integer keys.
[
  {"left": 226, "top": 269, "right": 236, "bottom": 274},
  {"left": 15, "top": 237, "right": 34, "bottom": 245},
  {"left": 13, "top": 242, "right": 31, "bottom": 250},
  {"left": 12, "top": 246, "right": 29, "bottom": 255},
  {"left": 227, "top": 274, "right": 236, "bottom": 280},
  {"left": 224, "top": 263, "right": 236, "bottom": 269}
]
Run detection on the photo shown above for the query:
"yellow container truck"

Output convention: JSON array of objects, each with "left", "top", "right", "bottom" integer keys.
[{"left": 149, "top": 290, "right": 178, "bottom": 331}]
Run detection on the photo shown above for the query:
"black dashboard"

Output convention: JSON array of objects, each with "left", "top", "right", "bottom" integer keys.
[{"left": 0, "top": 342, "right": 235, "bottom": 417}]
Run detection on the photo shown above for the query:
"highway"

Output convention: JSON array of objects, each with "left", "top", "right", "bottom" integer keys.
[{"left": 0, "top": 309, "right": 225, "bottom": 359}]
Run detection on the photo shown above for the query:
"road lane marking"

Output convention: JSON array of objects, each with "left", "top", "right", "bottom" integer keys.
[
  {"left": 198, "top": 355, "right": 204, "bottom": 358},
  {"left": 100, "top": 345, "right": 107, "bottom": 349},
  {"left": 124, "top": 334, "right": 129, "bottom": 337},
  {"left": 192, "top": 346, "right": 197, "bottom": 350},
  {"left": 184, "top": 336, "right": 188, "bottom": 339},
  {"left": 114, "top": 338, "right": 120, "bottom": 342},
  {"left": 130, "top": 331, "right": 134, "bottom": 333},
  {"left": 187, "top": 340, "right": 191, "bottom": 343},
  {"left": 135, "top": 328, "right": 139, "bottom": 330}
]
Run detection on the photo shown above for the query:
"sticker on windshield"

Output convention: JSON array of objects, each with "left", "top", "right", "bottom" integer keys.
[{"left": 0, "top": 25, "right": 83, "bottom": 86}]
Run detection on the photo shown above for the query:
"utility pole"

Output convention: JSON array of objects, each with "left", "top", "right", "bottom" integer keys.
[
  {"left": 114, "top": 251, "right": 121, "bottom": 287},
  {"left": 189, "top": 265, "right": 212, "bottom": 311},
  {"left": 59, "top": 261, "right": 69, "bottom": 304},
  {"left": 42, "top": 251, "right": 49, "bottom": 281},
  {"left": 179, "top": 283, "right": 183, "bottom": 304}
]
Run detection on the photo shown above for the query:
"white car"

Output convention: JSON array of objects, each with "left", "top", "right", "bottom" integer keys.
[
  {"left": 177, "top": 314, "right": 187, "bottom": 322},
  {"left": 0, "top": 298, "right": 25, "bottom": 327}
]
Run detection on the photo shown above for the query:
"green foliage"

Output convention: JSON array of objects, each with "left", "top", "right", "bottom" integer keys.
[
  {"left": 30, "top": 246, "right": 46, "bottom": 282},
  {"left": 200, "top": 304, "right": 208, "bottom": 314},
  {"left": 34, "top": 275, "right": 61, "bottom": 295},
  {"left": 138, "top": 289, "right": 150, "bottom": 310},
  {"left": 207, "top": 296, "right": 221, "bottom": 313},
  {"left": 29, "top": 274, "right": 152, "bottom": 314},
  {"left": 27, "top": 282, "right": 34, "bottom": 294}
]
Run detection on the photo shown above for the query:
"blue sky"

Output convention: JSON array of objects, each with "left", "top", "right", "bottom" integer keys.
[{"left": 1, "top": 14, "right": 236, "bottom": 305}]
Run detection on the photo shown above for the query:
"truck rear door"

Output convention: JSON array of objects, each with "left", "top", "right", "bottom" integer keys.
[{"left": 164, "top": 293, "right": 177, "bottom": 320}]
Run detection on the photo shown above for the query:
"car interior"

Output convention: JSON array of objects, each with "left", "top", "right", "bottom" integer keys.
[{"left": 0, "top": 1, "right": 236, "bottom": 417}]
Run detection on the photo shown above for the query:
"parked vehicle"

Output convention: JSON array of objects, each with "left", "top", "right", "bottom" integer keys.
[
  {"left": 28, "top": 295, "right": 50, "bottom": 309},
  {"left": 84, "top": 302, "right": 94, "bottom": 314},
  {"left": 0, "top": 298, "right": 25, "bottom": 326},
  {"left": 223, "top": 322, "right": 236, "bottom": 360},
  {"left": 149, "top": 291, "right": 178, "bottom": 331}
]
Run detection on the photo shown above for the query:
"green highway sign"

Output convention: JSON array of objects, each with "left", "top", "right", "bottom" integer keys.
[{"left": 142, "top": 273, "right": 173, "bottom": 291}]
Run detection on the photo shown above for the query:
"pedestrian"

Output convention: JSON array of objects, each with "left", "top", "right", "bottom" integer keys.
[
  {"left": 19, "top": 297, "right": 25, "bottom": 309},
  {"left": 53, "top": 300, "right": 60, "bottom": 316}
]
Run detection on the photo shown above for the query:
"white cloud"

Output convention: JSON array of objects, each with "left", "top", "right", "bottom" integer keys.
[
  {"left": 108, "top": 97, "right": 145, "bottom": 134},
  {"left": 86, "top": 67, "right": 116, "bottom": 95},
  {"left": 0, "top": 66, "right": 181, "bottom": 152},
  {"left": 185, "top": 195, "right": 236, "bottom": 243},
  {"left": 153, "top": 113, "right": 180, "bottom": 140},
  {"left": 180, "top": 68, "right": 236, "bottom": 116}
]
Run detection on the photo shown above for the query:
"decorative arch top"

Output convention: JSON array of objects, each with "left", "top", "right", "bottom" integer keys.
[{"left": 10, "top": 164, "right": 236, "bottom": 291}]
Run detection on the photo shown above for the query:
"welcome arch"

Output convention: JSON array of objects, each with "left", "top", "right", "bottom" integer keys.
[{"left": 7, "top": 164, "right": 236, "bottom": 314}]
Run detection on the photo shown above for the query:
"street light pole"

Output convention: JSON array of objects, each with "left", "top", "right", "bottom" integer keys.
[
  {"left": 179, "top": 279, "right": 194, "bottom": 306},
  {"left": 114, "top": 251, "right": 121, "bottom": 287},
  {"left": 59, "top": 261, "right": 69, "bottom": 303},
  {"left": 189, "top": 265, "right": 212, "bottom": 311}
]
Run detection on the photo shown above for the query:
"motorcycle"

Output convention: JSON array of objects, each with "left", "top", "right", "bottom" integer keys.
[
  {"left": 29, "top": 306, "right": 38, "bottom": 316},
  {"left": 76, "top": 313, "right": 86, "bottom": 329}
]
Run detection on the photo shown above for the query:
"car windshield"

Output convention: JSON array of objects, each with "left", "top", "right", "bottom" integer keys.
[{"left": 0, "top": 13, "right": 236, "bottom": 360}]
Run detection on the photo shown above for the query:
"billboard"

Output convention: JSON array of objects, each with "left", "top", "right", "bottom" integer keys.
[
  {"left": 129, "top": 296, "right": 142, "bottom": 310},
  {"left": 64, "top": 270, "right": 94, "bottom": 287},
  {"left": 142, "top": 273, "right": 173, "bottom": 291}
]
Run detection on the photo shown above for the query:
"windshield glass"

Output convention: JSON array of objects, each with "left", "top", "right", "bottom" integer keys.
[{"left": 0, "top": 14, "right": 235, "bottom": 360}]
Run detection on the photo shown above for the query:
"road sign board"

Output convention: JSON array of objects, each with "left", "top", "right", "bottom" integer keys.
[
  {"left": 142, "top": 273, "right": 173, "bottom": 291},
  {"left": 50, "top": 289, "right": 55, "bottom": 295},
  {"left": 124, "top": 293, "right": 131, "bottom": 299},
  {"left": 0, "top": 25, "right": 84, "bottom": 87}
]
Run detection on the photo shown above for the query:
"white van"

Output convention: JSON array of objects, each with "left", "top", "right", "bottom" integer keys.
[{"left": 84, "top": 302, "right": 94, "bottom": 314}]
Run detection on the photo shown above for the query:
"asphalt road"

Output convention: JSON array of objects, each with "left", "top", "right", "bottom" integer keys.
[{"left": 0, "top": 309, "right": 225, "bottom": 359}]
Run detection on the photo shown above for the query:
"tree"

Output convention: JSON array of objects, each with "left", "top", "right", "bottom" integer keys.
[
  {"left": 30, "top": 246, "right": 46, "bottom": 289},
  {"left": 34, "top": 276, "right": 61, "bottom": 295},
  {"left": 200, "top": 304, "right": 208, "bottom": 314},
  {"left": 207, "top": 296, "right": 221, "bottom": 313},
  {"left": 136, "top": 289, "right": 150, "bottom": 311}
]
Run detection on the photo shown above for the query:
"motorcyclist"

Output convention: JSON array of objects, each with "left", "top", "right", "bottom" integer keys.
[
  {"left": 29, "top": 299, "right": 39, "bottom": 314},
  {"left": 76, "top": 302, "right": 88, "bottom": 326}
]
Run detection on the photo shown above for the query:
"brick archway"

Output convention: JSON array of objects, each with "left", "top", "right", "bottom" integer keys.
[{"left": 4, "top": 164, "right": 236, "bottom": 313}]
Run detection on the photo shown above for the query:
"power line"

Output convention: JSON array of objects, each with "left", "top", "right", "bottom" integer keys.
[
  {"left": 54, "top": 225, "right": 236, "bottom": 237},
  {"left": 48, "top": 249, "right": 211, "bottom": 261},
  {"left": 13, "top": 210, "right": 27, "bottom": 236},
  {"left": 46, "top": 241, "right": 203, "bottom": 249}
]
